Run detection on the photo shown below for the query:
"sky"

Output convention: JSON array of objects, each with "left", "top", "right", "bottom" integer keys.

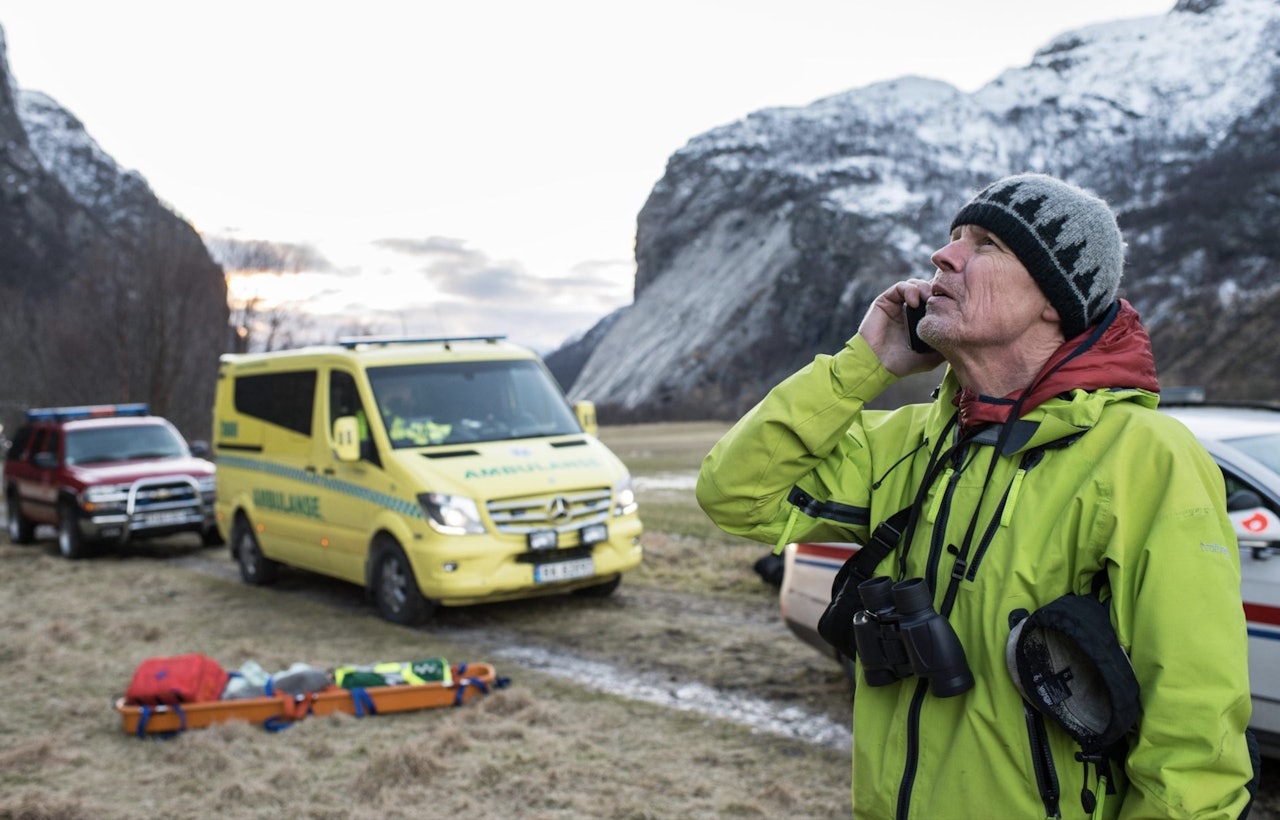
[{"left": 0, "top": 1, "right": 1175, "bottom": 352}]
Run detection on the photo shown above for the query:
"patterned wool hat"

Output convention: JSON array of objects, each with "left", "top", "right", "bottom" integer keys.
[{"left": 950, "top": 174, "right": 1124, "bottom": 339}]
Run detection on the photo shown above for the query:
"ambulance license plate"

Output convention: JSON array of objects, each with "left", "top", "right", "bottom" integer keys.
[{"left": 534, "top": 557, "right": 594, "bottom": 583}]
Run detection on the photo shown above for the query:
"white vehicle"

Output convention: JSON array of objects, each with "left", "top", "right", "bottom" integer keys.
[{"left": 778, "top": 402, "right": 1280, "bottom": 755}]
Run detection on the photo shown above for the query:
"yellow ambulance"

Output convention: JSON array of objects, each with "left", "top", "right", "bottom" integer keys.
[{"left": 211, "top": 335, "right": 642, "bottom": 624}]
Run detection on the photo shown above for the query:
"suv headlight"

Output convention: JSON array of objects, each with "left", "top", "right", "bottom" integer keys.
[
  {"left": 195, "top": 475, "right": 217, "bottom": 495},
  {"left": 613, "top": 475, "right": 638, "bottom": 517},
  {"left": 418, "top": 493, "right": 486, "bottom": 535},
  {"left": 83, "top": 483, "right": 130, "bottom": 512}
]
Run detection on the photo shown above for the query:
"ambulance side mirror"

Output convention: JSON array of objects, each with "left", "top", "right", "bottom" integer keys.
[
  {"left": 575, "top": 401, "right": 598, "bottom": 437},
  {"left": 333, "top": 416, "right": 362, "bottom": 462}
]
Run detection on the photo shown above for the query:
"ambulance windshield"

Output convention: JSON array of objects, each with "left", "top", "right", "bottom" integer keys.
[{"left": 368, "top": 359, "right": 582, "bottom": 448}]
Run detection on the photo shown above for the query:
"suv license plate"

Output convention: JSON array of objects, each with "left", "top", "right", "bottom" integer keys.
[
  {"left": 139, "top": 510, "right": 191, "bottom": 525},
  {"left": 534, "top": 557, "right": 594, "bottom": 583}
]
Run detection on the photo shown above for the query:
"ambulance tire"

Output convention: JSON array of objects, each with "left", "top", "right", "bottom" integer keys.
[
  {"left": 370, "top": 537, "right": 434, "bottom": 626},
  {"left": 233, "top": 515, "right": 279, "bottom": 585}
]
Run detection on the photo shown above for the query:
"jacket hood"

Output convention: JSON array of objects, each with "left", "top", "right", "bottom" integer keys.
[{"left": 949, "top": 300, "right": 1159, "bottom": 437}]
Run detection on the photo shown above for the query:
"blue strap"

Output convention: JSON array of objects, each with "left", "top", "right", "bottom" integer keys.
[
  {"left": 349, "top": 687, "right": 377, "bottom": 718},
  {"left": 453, "top": 676, "right": 492, "bottom": 706},
  {"left": 261, "top": 716, "right": 292, "bottom": 732},
  {"left": 136, "top": 703, "right": 187, "bottom": 739}
]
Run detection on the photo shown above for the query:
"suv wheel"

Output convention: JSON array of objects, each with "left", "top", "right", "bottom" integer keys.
[
  {"left": 6, "top": 490, "right": 35, "bottom": 544},
  {"left": 232, "top": 516, "right": 278, "bottom": 585},
  {"left": 200, "top": 525, "right": 225, "bottom": 547},
  {"left": 57, "top": 500, "right": 89, "bottom": 559},
  {"left": 370, "top": 538, "right": 434, "bottom": 626}
]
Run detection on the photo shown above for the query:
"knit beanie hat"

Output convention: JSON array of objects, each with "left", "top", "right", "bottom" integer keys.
[{"left": 949, "top": 174, "right": 1124, "bottom": 339}]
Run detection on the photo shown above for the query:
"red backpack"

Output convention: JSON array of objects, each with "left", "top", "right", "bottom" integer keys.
[{"left": 124, "top": 654, "right": 228, "bottom": 706}]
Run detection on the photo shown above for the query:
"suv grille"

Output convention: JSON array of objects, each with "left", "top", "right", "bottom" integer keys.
[
  {"left": 90, "top": 477, "right": 202, "bottom": 513},
  {"left": 487, "top": 488, "right": 611, "bottom": 535},
  {"left": 129, "top": 478, "right": 201, "bottom": 512}
]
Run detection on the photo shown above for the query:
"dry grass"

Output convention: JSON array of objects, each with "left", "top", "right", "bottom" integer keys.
[{"left": 0, "top": 536, "right": 850, "bottom": 820}]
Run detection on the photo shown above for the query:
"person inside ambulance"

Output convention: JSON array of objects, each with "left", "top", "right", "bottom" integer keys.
[
  {"left": 378, "top": 382, "right": 450, "bottom": 447},
  {"left": 697, "top": 174, "right": 1256, "bottom": 817}
]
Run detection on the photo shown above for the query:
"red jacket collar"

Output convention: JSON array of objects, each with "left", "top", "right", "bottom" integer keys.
[{"left": 953, "top": 300, "right": 1159, "bottom": 435}]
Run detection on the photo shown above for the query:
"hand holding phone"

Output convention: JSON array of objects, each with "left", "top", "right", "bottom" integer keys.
[{"left": 905, "top": 301, "right": 935, "bottom": 354}]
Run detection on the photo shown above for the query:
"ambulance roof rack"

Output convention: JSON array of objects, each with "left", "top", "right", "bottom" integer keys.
[
  {"left": 336, "top": 335, "right": 507, "bottom": 350},
  {"left": 25, "top": 403, "right": 151, "bottom": 422}
]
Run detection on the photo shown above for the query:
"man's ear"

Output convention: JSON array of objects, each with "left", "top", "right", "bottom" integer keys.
[{"left": 1041, "top": 302, "right": 1061, "bottom": 324}]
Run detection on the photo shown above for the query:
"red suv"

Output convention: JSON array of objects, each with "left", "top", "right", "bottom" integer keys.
[{"left": 3, "top": 404, "right": 220, "bottom": 558}]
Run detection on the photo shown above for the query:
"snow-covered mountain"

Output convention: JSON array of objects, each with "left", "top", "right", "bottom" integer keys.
[{"left": 566, "top": 0, "right": 1280, "bottom": 421}]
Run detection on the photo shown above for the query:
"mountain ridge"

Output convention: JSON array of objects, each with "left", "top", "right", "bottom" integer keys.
[{"left": 561, "top": 0, "right": 1280, "bottom": 421}]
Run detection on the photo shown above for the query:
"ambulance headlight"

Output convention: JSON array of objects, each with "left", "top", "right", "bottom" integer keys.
[
  {"left": 613, "top": 475, "right": 638, "bottom": 517},
  {"left": 418, "top": 493, "right": 486, "bottom": 535}
]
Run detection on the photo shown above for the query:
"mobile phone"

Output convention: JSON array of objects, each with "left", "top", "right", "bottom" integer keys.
[{"left": 905, "top": 301, "right": 934, "bottom": 354}]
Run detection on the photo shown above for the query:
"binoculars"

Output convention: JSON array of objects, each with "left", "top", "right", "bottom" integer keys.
[{"left": 851, "top": 576, "right": 974, "bottom": 698}]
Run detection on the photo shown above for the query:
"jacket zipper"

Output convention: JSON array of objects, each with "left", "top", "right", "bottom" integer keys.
[
  {"left": 895, "top": 678, "right": 930, "bottom": 820},
  {"left": 1011, "top": 609, "right": 1062, "bottom": 818}
]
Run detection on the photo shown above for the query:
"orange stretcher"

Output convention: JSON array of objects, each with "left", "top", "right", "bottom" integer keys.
[{"left": 115, "top": 662, "right": 498, "bottom": 737}]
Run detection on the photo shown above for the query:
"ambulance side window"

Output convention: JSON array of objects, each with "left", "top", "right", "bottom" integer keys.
[{"left": 234, "top": 371, "right": 316, "bottom": 436}]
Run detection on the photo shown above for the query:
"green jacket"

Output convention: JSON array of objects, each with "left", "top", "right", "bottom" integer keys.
[{"left": 697, "top": 333, "right": 1253, "bottom": 819}]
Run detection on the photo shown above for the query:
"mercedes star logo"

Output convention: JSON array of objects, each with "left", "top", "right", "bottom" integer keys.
[{"left": 546, "top": 496, "right": 570, "bottom": 522}]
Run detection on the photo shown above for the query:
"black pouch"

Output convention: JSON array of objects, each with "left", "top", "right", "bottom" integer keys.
[{"left": 1005, "top": 592, "right": 1140, "bottom": 751}]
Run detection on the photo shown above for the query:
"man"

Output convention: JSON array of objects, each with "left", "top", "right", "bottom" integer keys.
[{"left": 696, "top": 174, "right": 1254, "bottom": 818}]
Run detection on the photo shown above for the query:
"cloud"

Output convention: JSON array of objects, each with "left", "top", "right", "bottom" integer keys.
[
  {"left": 221, "top": 232, "right": 636, "bottom": 355},
  {"left": 368, "top": 235, "right": 633, "bottom": 310},
  {"left": 371, "top": 236, "right": 474, "bottom": 257},
  {"left": 204, "top": 235, "right": 332, "bottom": 274}
]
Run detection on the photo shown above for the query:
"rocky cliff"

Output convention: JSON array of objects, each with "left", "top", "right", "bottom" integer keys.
[
  {"left": 566, "top": 0, "right": 1280, "bottom": 421},
  {"left": 0, "top": 26, "right": 228, "bottom": 439}
]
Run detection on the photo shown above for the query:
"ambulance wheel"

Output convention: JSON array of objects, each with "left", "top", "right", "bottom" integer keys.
[
  {"left": 6, "top": 489, "right": 35, "bottom": 544},
  {"left": 233, "top": 516, "right": 278, "bottom": 585},
  {"left": 57, "top": 499, "right": 89, "bottom": 560},
  {"left": 370, "top": 537, "right": 434, "bottom": 626}
]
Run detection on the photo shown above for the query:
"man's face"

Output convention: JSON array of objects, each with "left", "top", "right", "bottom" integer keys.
[{"left": 919, "top": 224, "right": 1053, "bottom": 351}]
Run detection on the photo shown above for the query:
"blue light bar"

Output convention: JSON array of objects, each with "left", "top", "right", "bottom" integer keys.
[{"left": 25, "top": 403, "right": 150, "bottom": 422}]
